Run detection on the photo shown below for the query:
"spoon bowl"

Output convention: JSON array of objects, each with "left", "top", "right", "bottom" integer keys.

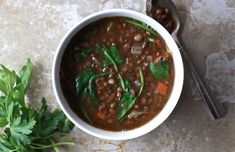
[{"left": 146, "top": 0, "right": 227, "bottom": 119}]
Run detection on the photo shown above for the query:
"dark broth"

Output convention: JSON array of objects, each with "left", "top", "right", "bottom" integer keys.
[{"left": 60, "top": 17, "right": 174, "bottom": 131}]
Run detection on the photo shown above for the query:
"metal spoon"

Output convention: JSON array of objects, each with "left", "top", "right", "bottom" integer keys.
[{"left": 146, "top": 0, "right": 227, "bottom": 119}]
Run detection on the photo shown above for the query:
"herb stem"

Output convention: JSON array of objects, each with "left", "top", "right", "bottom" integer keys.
[
  {"left": 50, "top": 138, "right": 60, "bottom": 152},
  {"left": 103, "top": 50, "right": 126, "bottom": 90},
  {"left": 103, "top": 51, "right": 118, "bottom": 71},
  {"left": 137, "top": 67, "right": 144, "bottom": 97},
  {"left": 30, "top": 141, "right": 74, "bottom": 149},
  {"left": 118, "top": 73, "right": 125, "bottom": 91}
]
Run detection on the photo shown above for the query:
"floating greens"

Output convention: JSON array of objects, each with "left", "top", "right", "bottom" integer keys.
[
  {"left": 95, "top": 44, "right": 123, "bottom": 67},
  {"left": 88, "top": 72, "right": 110, "bottom": 103},
  {"left": 95, "top": 44, "right": 126, "bottom": 91},
  {"left": 75, "top": 68, "right": 95, "bottom": 95},
  {"left": 150, "top": 60, "right": 170, "bottom": 80},
  {"left": 75, "top": 68, "right": 109, "bottom": 104},
  {"left": 0, "top": 60, "right": 74, "bottom": 152},
  {"left": 118, "top": 67, "right": 144, "bottom": 121},
  {"left": 125, "top": 18, "right": 158, "bottom": 37}
]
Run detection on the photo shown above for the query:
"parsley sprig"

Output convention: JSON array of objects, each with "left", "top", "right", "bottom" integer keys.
[{"left": 0, "top": 59, "right": 74, "bottom": 152}]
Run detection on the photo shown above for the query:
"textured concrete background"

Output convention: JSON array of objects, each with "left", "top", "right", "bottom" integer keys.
[{"left": 0, "top": 0, "right": 234, "bottom": 151}]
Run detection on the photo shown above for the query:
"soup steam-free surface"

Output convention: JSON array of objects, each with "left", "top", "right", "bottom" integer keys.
[{"left": 60, "top": 17, "right": 174, "bottom": 131}]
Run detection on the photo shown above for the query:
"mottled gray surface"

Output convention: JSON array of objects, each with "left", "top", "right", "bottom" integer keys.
[{"left": 0, "top": 0, "right": 234, "bottom": 152}]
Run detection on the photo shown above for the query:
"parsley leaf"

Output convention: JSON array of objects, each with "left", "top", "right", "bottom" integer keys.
[{"left": 0, "top": 60, "right": 74, "bottom": 152}]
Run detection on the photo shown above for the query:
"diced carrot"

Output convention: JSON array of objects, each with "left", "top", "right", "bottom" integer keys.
[
  {"left": 156, "top": 82, "right": 168, "bottom": 96},
  {"left": 97, "top": 111, "right": 106, "bottom": 120},
  {"left": 154, "top": 56, "right": 162, "bottom": 63},
  {"left": 162, "top": 50, "right": 170, "bottom": 59},
  {"left": 155, "top": 39, "right": 162, "bottom": 49}
]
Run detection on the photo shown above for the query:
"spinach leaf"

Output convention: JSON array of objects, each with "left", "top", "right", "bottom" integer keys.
[
  {"left": 123, "top": 79, "right": 131, "bottom": 91},
  {"left": 95, "top": 44, "right": 127, "bottom": 91},
  {"left": 95, "top": 44, "right": 123, "bottom": 67},
  {"left": 125, "top": 18, "right": 158, "bottom": 37},
  {"left": 75, "top": 48, "right": 93, "bottom": 63},
  {"left": 118, "top": 68, "right": 144, "bottom": 121},
  {"left": 103, "top": 50, "right": 118, "bottom": 71},
  {"left": 103, "top": 46, "right": 123, "bottom": 67},
  {"left": 88, "top": 72, "right": 110, "bottom": 104},
  {"left": 81, "top": 88, "right": 89, "bottom": 99},
  {"left": 75, "top": 68, "right": 95, "bottom": 95},
  {"left": 150, "top": 61, "right": 170, "bottom": 80},
  {"left": 118, "top": 92, "right": 137, "bottom": 121},
  {"left": 103, "top": 51, "right": 126, "bottom": 91}
]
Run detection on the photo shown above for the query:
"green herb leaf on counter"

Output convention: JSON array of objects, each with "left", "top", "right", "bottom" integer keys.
[
  {"left": 0, "top": 59, "right": 74, "bottom": 152},
  {"left": 150, "top": 60, "right": 170, "bottom": 80}
]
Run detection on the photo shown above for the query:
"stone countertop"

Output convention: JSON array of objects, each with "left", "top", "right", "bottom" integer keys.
[{"left": 0, "top": 0, "right": 234, "bottom": 151}]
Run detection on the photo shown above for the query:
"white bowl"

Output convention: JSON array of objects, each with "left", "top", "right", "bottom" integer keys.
[{"left": 52, "top": 9, "right": 184, "bottom": 140}]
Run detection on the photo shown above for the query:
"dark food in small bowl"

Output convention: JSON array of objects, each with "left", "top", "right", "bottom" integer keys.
[{"left": 60, "top": 17, "right": 174, "bottom": 131}]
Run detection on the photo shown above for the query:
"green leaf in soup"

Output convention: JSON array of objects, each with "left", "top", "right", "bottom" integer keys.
[
  {"left": 118, "top": 92, "right": 137, "bottom": 121},
  {"left": 95, "top": 44, "right": 123, "bottom": 67},
  {"left": 118, "top": 68, "right": 144, "bottom": 121},
  {"left": 75, "top": 68, "right": 95, "bottom": 95},
  {"left": 150, "top": 60, "right": 170, "bottom": 80},
  {"left": 81, "top": 88, "right": 89, "bottom": 99},
  {"left": 123, "top": 79, "right": 131, "bottom": 91},
  {"left": 88, "top": 72, "right": 109, "bottom": 105},
  {"left": 95, "top": 44, "right": 108, "bottom": 55},
  {"left": 103, "top": 46, "right": 123, "bottom": 67},
  {"left": 75, "top": 48, "right": 93, "bottom": 63},
  {"left": 125, "top": 18, "right": 158, "bottom": 37}
]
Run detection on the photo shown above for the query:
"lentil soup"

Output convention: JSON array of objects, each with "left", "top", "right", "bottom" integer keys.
[{"left": 60, "top": 17, "right": 174, "bottom": 131}]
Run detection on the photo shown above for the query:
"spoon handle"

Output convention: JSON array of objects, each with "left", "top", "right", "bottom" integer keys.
[{"left": 176, "top": 41, "right": 227, "bottom": 119}]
